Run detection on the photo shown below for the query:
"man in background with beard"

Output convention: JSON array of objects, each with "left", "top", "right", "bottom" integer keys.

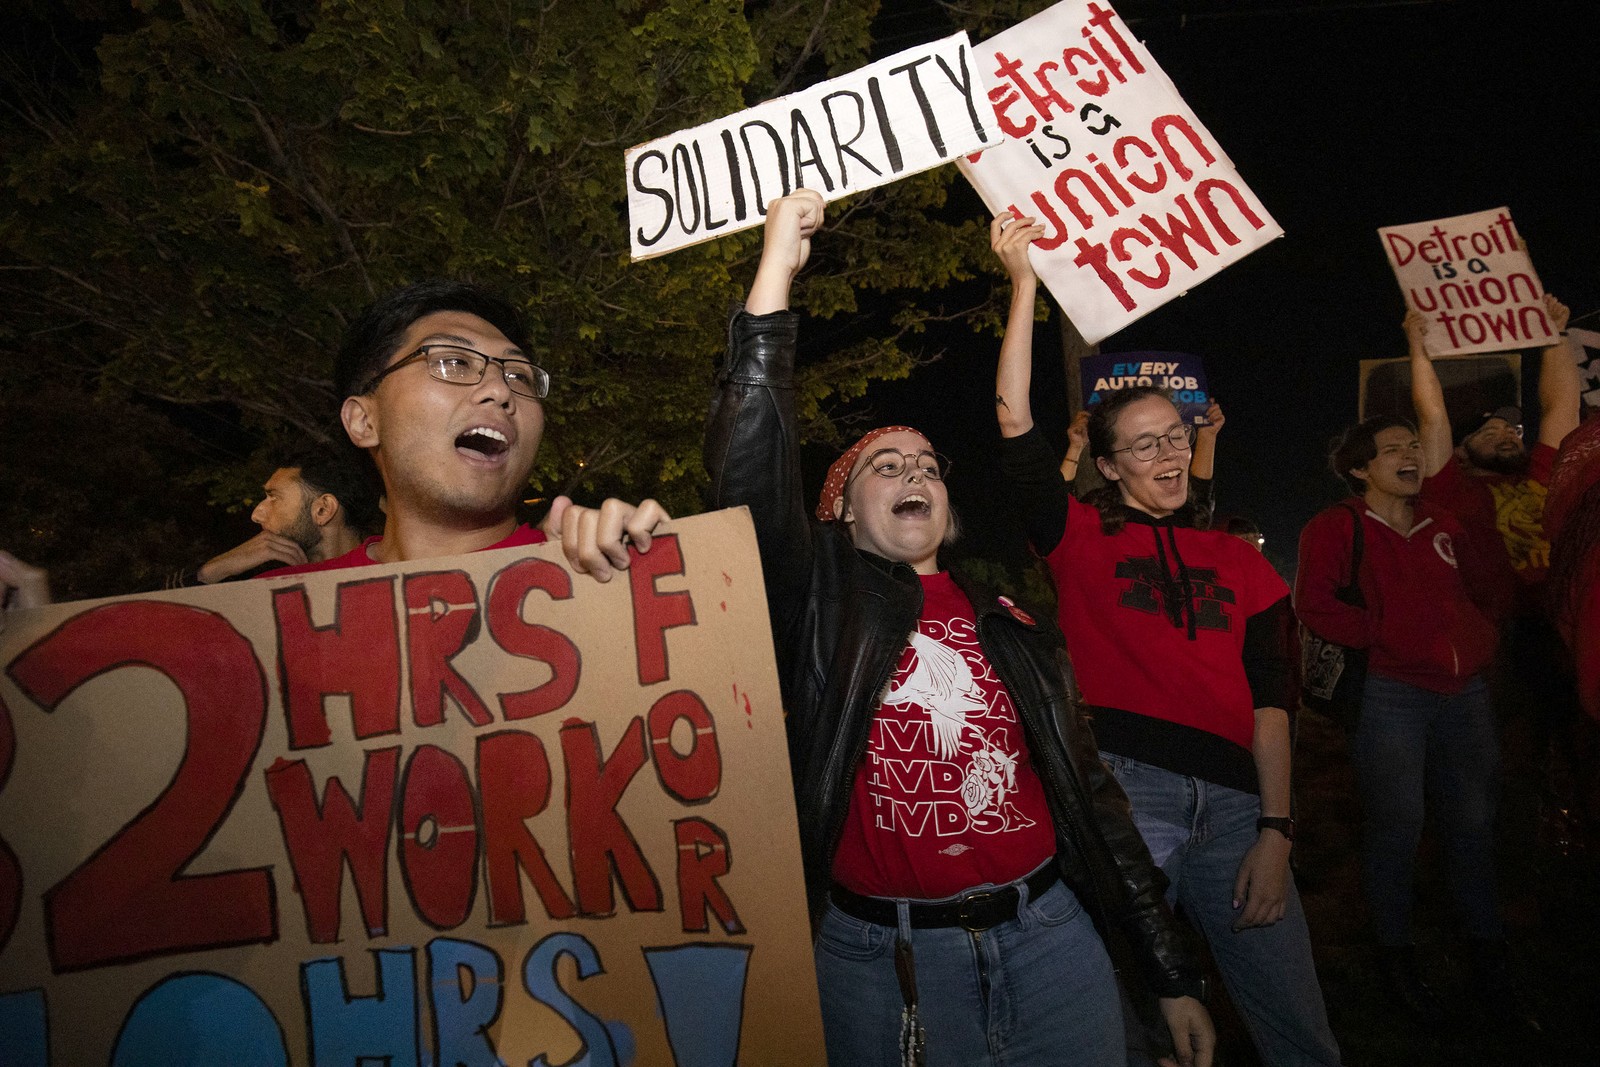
[
  {"left": 1409, "top": 294, "right": 1586, "bottom": 885},
  {"left": 1407, "top": 295, "right": 1579, "bottom": 619},
  {"left": 178, "top": 447, "right": 381, "bottom": 586}
]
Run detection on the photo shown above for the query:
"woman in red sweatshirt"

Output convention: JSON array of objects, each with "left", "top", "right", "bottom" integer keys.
[{"left": 1297, "top": 415, "right": 1501, "bottom": 1019}]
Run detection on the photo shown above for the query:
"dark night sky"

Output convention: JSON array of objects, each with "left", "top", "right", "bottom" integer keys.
[{"left": 825, "top": 0, "right": 1600, "bottom": 576}]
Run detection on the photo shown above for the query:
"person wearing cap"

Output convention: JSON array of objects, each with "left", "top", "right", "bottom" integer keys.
[
  {"left": 1297, "top": 416, "right": 1501, "bottom": 1022},
  {"left": 1408, "top": 300, "right": 1584, "bottom": 787},
  {"left": 991, "top": 211, "right": 1341, "bottom": 1067},
  {"left": 1404, "top": 297, "right": 1581, "bottom": 619},
  {"left": 705, "top": 189, "right": 1213, "bottom": 1067}
]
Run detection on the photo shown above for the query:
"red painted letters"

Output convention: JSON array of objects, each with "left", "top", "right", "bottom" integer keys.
[{"left": 9, "top": 602, "right": 276, "bottom": 971}]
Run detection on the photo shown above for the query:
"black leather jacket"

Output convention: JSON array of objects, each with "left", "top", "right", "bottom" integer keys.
[{"left": 704, "top": 308, "right": 1203, "bottom": 1003}]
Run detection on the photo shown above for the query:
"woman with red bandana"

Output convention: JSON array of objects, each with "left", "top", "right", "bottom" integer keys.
[{"left": 706, "top": 189, "right": 1213, "bottom": 1067}]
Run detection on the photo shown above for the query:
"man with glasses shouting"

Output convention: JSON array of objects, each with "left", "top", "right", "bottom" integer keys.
[
  {"left": 260, "top": 278, "right": 666, "bottom": 580},
  {"left": 991, "top": 211, "right": 1341, "bottom": 1066},
  {"left": 3, "top": 280, "right": 665, "bottom": 615}
]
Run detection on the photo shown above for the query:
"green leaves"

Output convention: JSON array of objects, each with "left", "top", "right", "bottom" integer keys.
[{"left": 2, "top": 0, "right": 1019, "bottom": 595}]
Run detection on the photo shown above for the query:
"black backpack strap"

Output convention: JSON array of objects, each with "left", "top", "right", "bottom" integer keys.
[{"left": 1338, "top": 502, "right": 1366, "bottom": 608}]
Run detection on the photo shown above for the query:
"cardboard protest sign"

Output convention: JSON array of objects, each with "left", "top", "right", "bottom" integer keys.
[
  {"left": 1378, "top": 207, "right": 1557, "bottom": 356},
  {"left": 1568, "top": 326, "right": 1600, "bottom": 410},
  {"left": 0, "top": 508, "right": 824, "bottom": 1066},
  {"left": 1358, "top": 353, "right": 1521, "bottom": 428},
  {"left": 958, "top": 0, "right": 1281, "bottom": 344},
  {"left": 627, "top": 33, "right": 995, "bottom": 259},
  {"left": 1081, "top": 350, "right": 1209, "bottom": 423}
]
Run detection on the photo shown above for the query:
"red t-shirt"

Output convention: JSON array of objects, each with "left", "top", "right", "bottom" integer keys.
[
  {"left": 1047, "top": 496, "right": 1289, "bottom": 752},
  {"left": 1422, "top": 443, "right": 1555, "bottom": 616},
  {"left": 830, "top": 572, "right": 1057, "bottom": 899},
  {"left": 259, "top": 524, "right": 547, "bottom": 577}
]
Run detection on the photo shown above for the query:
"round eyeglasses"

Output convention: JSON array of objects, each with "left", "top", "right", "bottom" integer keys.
[
  {"left": 851, "top": 448, "right": 951, "bottom": 484},
  {"left": 364, "top": 345, "right": 550, "bottom": 399},
  {"left": 1108, "top": 425, "right": 1193, "bottom": 462}
]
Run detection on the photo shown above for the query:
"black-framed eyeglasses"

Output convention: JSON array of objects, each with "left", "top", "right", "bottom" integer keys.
[
  {"left": 848, "top": 448, "right": 952, "bottom": 486},
  {"left": 363, "top": 345, "right": 550, "bottom": 399},
  {"left": 1108, "top": 425, "right": 1193, "bottom": 462}
]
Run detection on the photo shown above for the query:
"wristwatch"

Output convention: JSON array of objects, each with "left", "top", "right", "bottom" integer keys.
[
  {"left": 1256, "top": 816, "right": 1296, "bottom": 841},
  {"left": 1163, "top": 973, "right": 1209, "bottom": 1002}
]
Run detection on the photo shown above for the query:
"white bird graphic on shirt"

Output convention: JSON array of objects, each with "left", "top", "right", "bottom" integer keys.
[{"left": 884, "top": 631, "right": 987, "bottom": 759}]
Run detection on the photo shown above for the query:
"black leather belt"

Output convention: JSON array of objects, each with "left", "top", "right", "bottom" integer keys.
[{"left": 829, "top": 865, "right": 1059, "bottom": 932}]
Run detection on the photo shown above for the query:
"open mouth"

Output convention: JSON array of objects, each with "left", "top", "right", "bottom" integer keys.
[
  {"left": 892, "top": 493, "right": 931, "bottom": 517},
  {"left": 1398, "top": 464, "right": 1419, "bottom": 481},
  {"left": 455, "top": 426, "right": 510, "bottom": 458},
  {"left": 1154, "top": 469, "right": 1183, "bottom": 484}
]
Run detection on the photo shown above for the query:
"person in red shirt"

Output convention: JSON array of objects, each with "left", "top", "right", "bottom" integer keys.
[
  {"left": 991, "top": 211, "right": 1339, "bottom": 1067},
  {"left": 1, "top": 280, "right": 667, "bottom": 610},
  {"left": 259, "top": 278, "right": 666, "bottom": 579},
  {"left": 707, "top": 190, "right": 1213, "bottom": 1067},
  {"left": 1406, "top": 297, "right": 1585, "bottom": 902},
  {"left": 1297, "top": 416, "right": 1502, "bottom": 1020},
  {"left": 1545, "top": 415, "right": 1600, "bottom": 868},
  {"left": 1405, "top": 298, "right": 1580, "bottom": 619},
  {"left": 173, "top": 447, "right": 380, "bottom": 587},
  {"left": 1548, "top": 415, "right": 1600, "bottom": 720}
]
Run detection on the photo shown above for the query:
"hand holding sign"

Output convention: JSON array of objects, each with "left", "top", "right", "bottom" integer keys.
[
  {"left": 627, "top": 35, "right": 993, "bottom": 260},
  {"left": 960, "top": 0, "right": 1281, "bottom": 344},
  {"left": 546, "top": 495, "right": 673, "bottom": 583},
  {"left": 0, "top": 551, "right": 50, "bottom": 622},
  {"left": 0, "top": 510, "right": 824, "bottom": 1065},
  {"left": 1379, "top": 207, "right": 1556, "bottom": 356},
  {"left": 991, "top": 210, "right": 1047, "bottom": 285}
]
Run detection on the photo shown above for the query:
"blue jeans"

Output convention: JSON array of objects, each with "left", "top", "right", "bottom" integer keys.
[
  {"left": 1102, "top": 753, "right": 1341, "bottom": 1067},
  {"left": 1355, "top": 673, "right": 1503, "bottom": 946},
  {"left": 813, "top": 877, "right": 1124, "bottom": 1066}
]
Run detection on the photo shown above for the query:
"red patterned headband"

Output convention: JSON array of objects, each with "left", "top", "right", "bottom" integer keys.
[{"left": 815, "top": 425, "right": 922, "bottom": 522}]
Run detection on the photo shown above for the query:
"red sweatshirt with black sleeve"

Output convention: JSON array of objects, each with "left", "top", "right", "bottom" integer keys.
[{"left": 1000, "top": 426, "right": 1295, "bottom": 796}]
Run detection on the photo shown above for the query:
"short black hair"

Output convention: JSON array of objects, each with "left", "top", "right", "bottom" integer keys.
[
  {"left": 1330, "top": 414, "right": 1416, "bottom": 495},
  {"left": 334, "top": 279, "right": 529, "bottom": 399},
  {"left": 1225, "top": 516, "right": 1261, "bottom": 538},
  {"left": 282, "top": 442, "right": 384, "bottom": 537}
]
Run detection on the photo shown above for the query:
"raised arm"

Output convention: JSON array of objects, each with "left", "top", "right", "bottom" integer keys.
[
  {"left": 0, "top": 550, "right": 52, "bottom": 622},
  {"left": 990, "top": 209, "right": 1075, "bottom": 553},
  {"left": 1060, "top": 409, "right": 1089, "bottom": 486},
  {"left": 746, "top": 191, "right": 820, "bottom": 315},
  {"left": 1405, "top": 309, "right": 1453, "bottom": 477},
  {"left": 1538, "top": 294, "right": 1580, "bottom": 448},
  {"left": 993, "top": 210, "right": 1047, "bottom": 439},
  {"left": 704, "top": 190, "right": 824, "bottom": 628},
  {"left": 1190, "top": 400, "right": 1223, "bottom": 481},
  {"left": 1186, "top": 400, "right": 1222, "bottom": 525}
]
